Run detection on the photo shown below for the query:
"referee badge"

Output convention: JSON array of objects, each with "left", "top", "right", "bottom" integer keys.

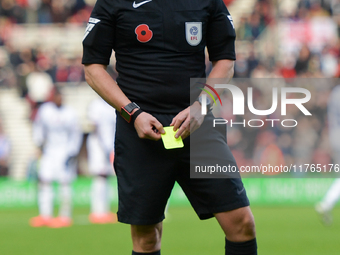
[{"left": 185, "top": 22, "right": 202, "bottom": 46}]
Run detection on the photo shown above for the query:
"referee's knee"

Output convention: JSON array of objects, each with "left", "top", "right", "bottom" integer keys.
[
  {"left": 137, "top": 236, "right": 160, "bottom": 252},
  {"left": 231, "top": 209, "right": 256, "bottom": 240},
  {"left": 215, "top": 207, "right": 256, "bottom": 242},
  {"left": 131, "top": 224, "right": 162, "bottom": 252},
  {"left": 240, "top": 212, "right": 256, "bottom": 239}
]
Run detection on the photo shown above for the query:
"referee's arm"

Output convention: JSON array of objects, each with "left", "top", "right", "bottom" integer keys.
[
  {"left": 84, "top": 64, "right": 165, "bottom": 141},
  {"left": 84, "top": 64, "right": 130, "bottom": 112},
  {"left": 206, "top": 59, "right": 235, "bottom": 97}
]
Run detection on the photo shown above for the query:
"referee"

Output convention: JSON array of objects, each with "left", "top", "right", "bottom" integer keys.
[{"left": 82, "top": 0, "right": 257, "bottom": 254}]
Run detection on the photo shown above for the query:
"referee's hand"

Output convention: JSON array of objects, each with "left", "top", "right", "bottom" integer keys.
[
  {"left": 134, "top": 112, "right": 165, "bottom": 141},
  {"left": 171, "top": 101, "right": 204, "bottom": 140}
]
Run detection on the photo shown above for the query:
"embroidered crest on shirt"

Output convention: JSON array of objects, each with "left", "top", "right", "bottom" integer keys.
[{"left": 185, "top": 22, "right": 202, "bottom": 46}]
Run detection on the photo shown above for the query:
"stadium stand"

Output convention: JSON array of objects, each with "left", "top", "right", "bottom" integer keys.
[{"left": 0, "top": 88, "right": 34, "bottom": 179}]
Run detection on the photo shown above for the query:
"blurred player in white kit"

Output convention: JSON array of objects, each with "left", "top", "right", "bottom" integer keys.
[
  {"left": 87, "top": 98, "right": 117, "bottom": 224},
  {"left": 29, "top": 87, "right": 83, "bottom": 228},
  {"left": 315, "top": 85, "right": 340, "bottom": 225}
]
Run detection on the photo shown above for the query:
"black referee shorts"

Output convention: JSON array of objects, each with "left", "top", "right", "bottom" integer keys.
[{"left": 114, "top": 111, "right": 249, "bottom": 225}]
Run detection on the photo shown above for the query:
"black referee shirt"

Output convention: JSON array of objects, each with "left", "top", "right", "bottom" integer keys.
[{"left": 82, "top": 0, "right": 236, "bottom": 114}]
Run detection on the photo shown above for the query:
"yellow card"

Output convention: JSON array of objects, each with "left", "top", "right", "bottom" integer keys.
[{"left": 161, "top": 126, "right": 184, "bottom": 149}]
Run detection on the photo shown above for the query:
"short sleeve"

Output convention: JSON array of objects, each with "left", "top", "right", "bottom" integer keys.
[
  {"left": 206, "top": 0, "right": 236, "bottom": 62},
  {"left": 82, "top": 0, "right": 116, "bottom": 65}
]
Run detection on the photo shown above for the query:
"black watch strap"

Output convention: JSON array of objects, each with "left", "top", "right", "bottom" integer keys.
[{"left": 131, "top": 109, "right": 143, "bottom": 124}]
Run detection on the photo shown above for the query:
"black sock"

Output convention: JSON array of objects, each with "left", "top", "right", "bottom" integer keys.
[
  {"left": 132, "top": 251, "right": 160, "bottom": 255},
  {"left": 225, "top": 238, "right": 257, "bottom": 255}
]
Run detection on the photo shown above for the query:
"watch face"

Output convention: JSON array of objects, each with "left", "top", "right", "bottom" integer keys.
[{"left": 121, "top": 108, "right": 132, "bottom": 123}]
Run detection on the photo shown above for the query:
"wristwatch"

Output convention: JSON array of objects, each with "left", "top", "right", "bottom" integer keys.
[
  {"left": 121, "top": 102, "right": 140, "bottom": 123},
  {"left": 197, "top": 95, "right": 213, "bottom": 111}
]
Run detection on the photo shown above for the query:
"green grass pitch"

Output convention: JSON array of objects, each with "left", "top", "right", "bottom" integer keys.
[{"left": 0, "top": 206, "right": 339, "bottom": 255}]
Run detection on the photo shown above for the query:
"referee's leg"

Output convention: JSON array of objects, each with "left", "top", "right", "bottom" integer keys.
[
  {"left": 131, "top": 223, "right": 162, "bottom": 254},
  {"left": 215, "top": 206, "right": 257, "bottom": 254}
]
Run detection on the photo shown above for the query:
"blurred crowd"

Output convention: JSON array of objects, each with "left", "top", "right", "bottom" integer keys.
[
  {"left": 0, "top": 0, "right": 93, "bottom": 94},
  {"left": 235, "top": 0, "right": 340, "bottom": 79},
  {"left": 0, "top": 0, "right": 339, "bottom": 177},
  {"left": 236, "top": 0, "right": 273, "bottom": 41},
  {"left": 0, "top": 0, "right": 93, "bottom": 25}
]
